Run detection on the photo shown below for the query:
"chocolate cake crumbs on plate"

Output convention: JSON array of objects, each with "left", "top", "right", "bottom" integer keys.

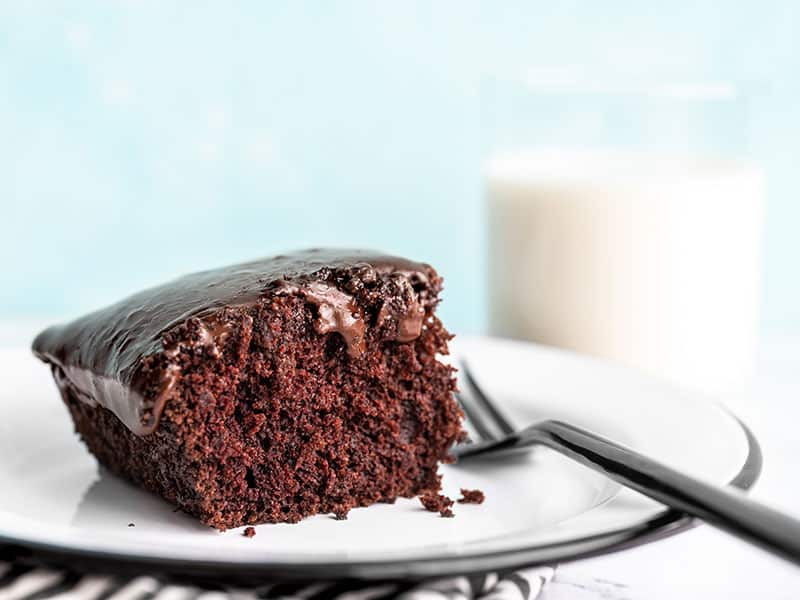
[
  {"left": 419, "top": 492, "right": 455, "bottom": 518},
  {"left": 457, "top": 488, "right": 485, "bottom": 504},
  {"left": 32, "top": 249, "right": 463, "bottom": 530},
  {"left": 242, "top": 526, "right": 256, "bottom": 538}
]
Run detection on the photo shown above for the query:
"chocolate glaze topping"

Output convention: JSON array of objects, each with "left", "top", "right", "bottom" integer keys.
[
  {"left": 274, "top": 280, "right": 367, "bottom": 358},
  {"left": 33, "top": 249, "right": 439, "bottom": 436}
]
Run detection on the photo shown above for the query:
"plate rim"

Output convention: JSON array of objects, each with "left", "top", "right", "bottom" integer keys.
[{"left": 0, "top": 410, "right": 761, "bottom": 581}]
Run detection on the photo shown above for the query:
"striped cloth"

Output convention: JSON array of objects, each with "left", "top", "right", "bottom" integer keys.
[{"left": 0, "top": 561, "right": 553, "bottom": 600}]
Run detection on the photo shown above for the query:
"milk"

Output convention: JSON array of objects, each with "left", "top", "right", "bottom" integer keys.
[{"left": 487, "top": 149, "right": 765, "bottom": 415}]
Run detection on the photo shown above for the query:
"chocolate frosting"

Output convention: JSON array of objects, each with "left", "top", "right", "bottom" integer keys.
[{"left": 32, "top": 249, "right": 439, "bottom": 436}]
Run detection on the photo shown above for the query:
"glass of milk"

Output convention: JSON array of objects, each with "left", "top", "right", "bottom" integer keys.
[{"left": 484, "top": 71, "right": 765, "bottom": 416}]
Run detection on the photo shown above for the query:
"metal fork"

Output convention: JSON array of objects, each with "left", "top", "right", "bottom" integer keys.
[{"left": 452, "top": 360, "right": 800, "bottom": 566}]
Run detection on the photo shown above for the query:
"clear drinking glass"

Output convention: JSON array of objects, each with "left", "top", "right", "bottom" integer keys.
[{"left": 482, "top": 70, "right": 764, "bottom": 416}]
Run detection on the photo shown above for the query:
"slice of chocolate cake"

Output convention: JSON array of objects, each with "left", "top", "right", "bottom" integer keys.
[{"left": 32, "top": 249, "right": 462, "bottom": 529}]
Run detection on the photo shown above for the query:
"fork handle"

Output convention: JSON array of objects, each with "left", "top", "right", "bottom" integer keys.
[{"left": 527, "top": 419, "right": 800, "bottom": 565}]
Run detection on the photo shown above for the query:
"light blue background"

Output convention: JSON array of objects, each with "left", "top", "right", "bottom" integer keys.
[{"left": 2, "top": 2, "right": 798, "bottom": 334}]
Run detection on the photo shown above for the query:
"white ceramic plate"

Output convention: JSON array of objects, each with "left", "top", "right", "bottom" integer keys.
[{"left": 0, "top": 336, "right": 760, "bottom": 579}]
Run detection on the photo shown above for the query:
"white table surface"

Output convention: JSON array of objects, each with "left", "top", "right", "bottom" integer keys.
[{"left": 4, "top": 320, "right": 800, "bottom": 598}]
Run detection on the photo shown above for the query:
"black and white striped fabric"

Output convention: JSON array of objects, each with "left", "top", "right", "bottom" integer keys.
[{"left": 0, "top": 560, "right": 553, "bottom": 600}]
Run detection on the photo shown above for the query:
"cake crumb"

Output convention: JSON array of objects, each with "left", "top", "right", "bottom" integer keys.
[
  {"left": 457, "top": 488, "right": 485, "bottom": 504},
  {"left": 127, "top": 522, "right": 135, "bottom": 527},
  {"left": 243, "top": 526, "right": 256, "bottom": 538},
  {"left": 332, "top": 509, "right": 349, "bottom": 521},
  {"left": 419, "top": 493, "right": 455, "bottom": 518}
]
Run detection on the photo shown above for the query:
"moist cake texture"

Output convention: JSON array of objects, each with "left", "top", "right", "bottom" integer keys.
[{"left": 32, "top": 249, "right": 462, "bottom": 529}]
